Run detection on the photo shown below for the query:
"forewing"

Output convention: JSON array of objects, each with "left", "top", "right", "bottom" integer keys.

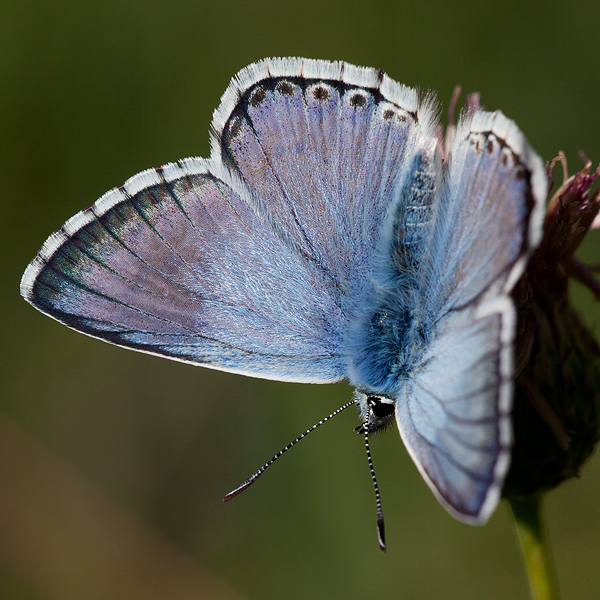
[
  {"left": 421, "top": 110, "right": 547, "bottom": 320},
  {"left": 20, "top": 159, "right": 346, "bottom": 383},
  {"left": 211, "top": 57, "right": 440, "bottom": 313},
  {"left": 395, "top": 300, "right": 514, "bottom": 523}
]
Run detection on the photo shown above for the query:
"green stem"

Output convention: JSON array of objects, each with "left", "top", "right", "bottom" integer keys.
[{"left": 509, "top": 495, "right": 559, "bottom": 600}]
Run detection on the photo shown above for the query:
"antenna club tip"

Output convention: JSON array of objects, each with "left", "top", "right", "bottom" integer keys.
[{"left": 377, "top": 516, "right": 386, "bottom": 553}]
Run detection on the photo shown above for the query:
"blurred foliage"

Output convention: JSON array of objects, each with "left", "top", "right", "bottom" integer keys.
[{"left": 2, "top": 1, "right": 600, "bottom": 599}]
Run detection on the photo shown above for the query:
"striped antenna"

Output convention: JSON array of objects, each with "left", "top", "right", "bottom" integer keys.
[
  {"left": 362, "top": 426, "right": 386, "bottom": 553},
  {"left": 223, "top": 401, "right": 355, "bottom": 501}
]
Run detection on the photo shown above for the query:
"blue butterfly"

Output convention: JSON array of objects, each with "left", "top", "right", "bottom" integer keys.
[{"left": 20, "top": 58, "right": 547, "bottom": 549}]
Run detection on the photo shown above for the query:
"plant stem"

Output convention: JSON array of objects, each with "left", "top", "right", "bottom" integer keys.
[{"left": 509, "top": 495, "right": 559, "bottom": 600}]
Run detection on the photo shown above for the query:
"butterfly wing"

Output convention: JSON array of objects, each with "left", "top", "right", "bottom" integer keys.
[
  {"left": 21, "top": 58, "right": 438, "bottom": 383},
  {"left": 394, "top": 110, "right": 547, "bottom": 522},
  {"left": 395, "top": 299, "right": 514, "bottom": 522},
  {"left": 211, "top": 57, "right": 440, "bottom": 314},
  {"left": 20, "top": 159, "right": 346, "bottom": 382},
  {"left": 422, "top": 110, "right": 547, "bottom": 318}
]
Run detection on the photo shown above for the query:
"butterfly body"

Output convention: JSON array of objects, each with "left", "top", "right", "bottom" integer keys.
[{"left": 21, "top": 58, "right": 547, "bottom": 526}]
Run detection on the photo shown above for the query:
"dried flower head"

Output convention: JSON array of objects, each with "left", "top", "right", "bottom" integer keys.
[{"left": 504, "top": 154, "right": 600, "bottom": 497}]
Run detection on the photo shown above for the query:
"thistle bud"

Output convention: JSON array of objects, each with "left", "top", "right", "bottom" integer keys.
[{"left": 504, "top": 155, "right": 600, "bottom": 497}]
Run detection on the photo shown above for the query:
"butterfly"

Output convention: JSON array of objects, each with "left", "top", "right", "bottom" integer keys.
[{"left": 20, "top": 57, "right": 547, "bottom": 550}]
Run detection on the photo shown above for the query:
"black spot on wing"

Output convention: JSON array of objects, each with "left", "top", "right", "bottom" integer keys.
[{"left": 312, "top": 85, "right": 330, "bottom": 101}]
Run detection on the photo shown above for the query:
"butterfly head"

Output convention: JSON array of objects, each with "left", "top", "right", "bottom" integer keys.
[{"left": 354, "top": 390, "right": 396, "bottom": 435}]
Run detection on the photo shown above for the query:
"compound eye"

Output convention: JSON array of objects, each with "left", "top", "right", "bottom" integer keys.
[{"left": 368, "top": 396, "right": 395, "bottom": 419}]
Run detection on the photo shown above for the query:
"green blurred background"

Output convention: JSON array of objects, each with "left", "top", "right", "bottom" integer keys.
[{"left": 2, "top": 0, "right": 600, "bottom": 599}]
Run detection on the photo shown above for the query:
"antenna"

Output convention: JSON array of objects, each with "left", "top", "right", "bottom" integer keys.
[
  {"left": 362, "top": 426, "right": 386, "bottom": 553},
  {"left": 223, "top": 401, "right": 354, "bottom": 501}
]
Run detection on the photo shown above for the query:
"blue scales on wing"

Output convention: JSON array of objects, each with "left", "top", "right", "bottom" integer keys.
[
  {"left": 22, "top": 159, "right": 346, "bottom": 382},
  {"left": 212, "top": 58, "right": 440, "bottom": 318},
  {"left": 20, "top": 58, "right": 439, "bottom": 384}
]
